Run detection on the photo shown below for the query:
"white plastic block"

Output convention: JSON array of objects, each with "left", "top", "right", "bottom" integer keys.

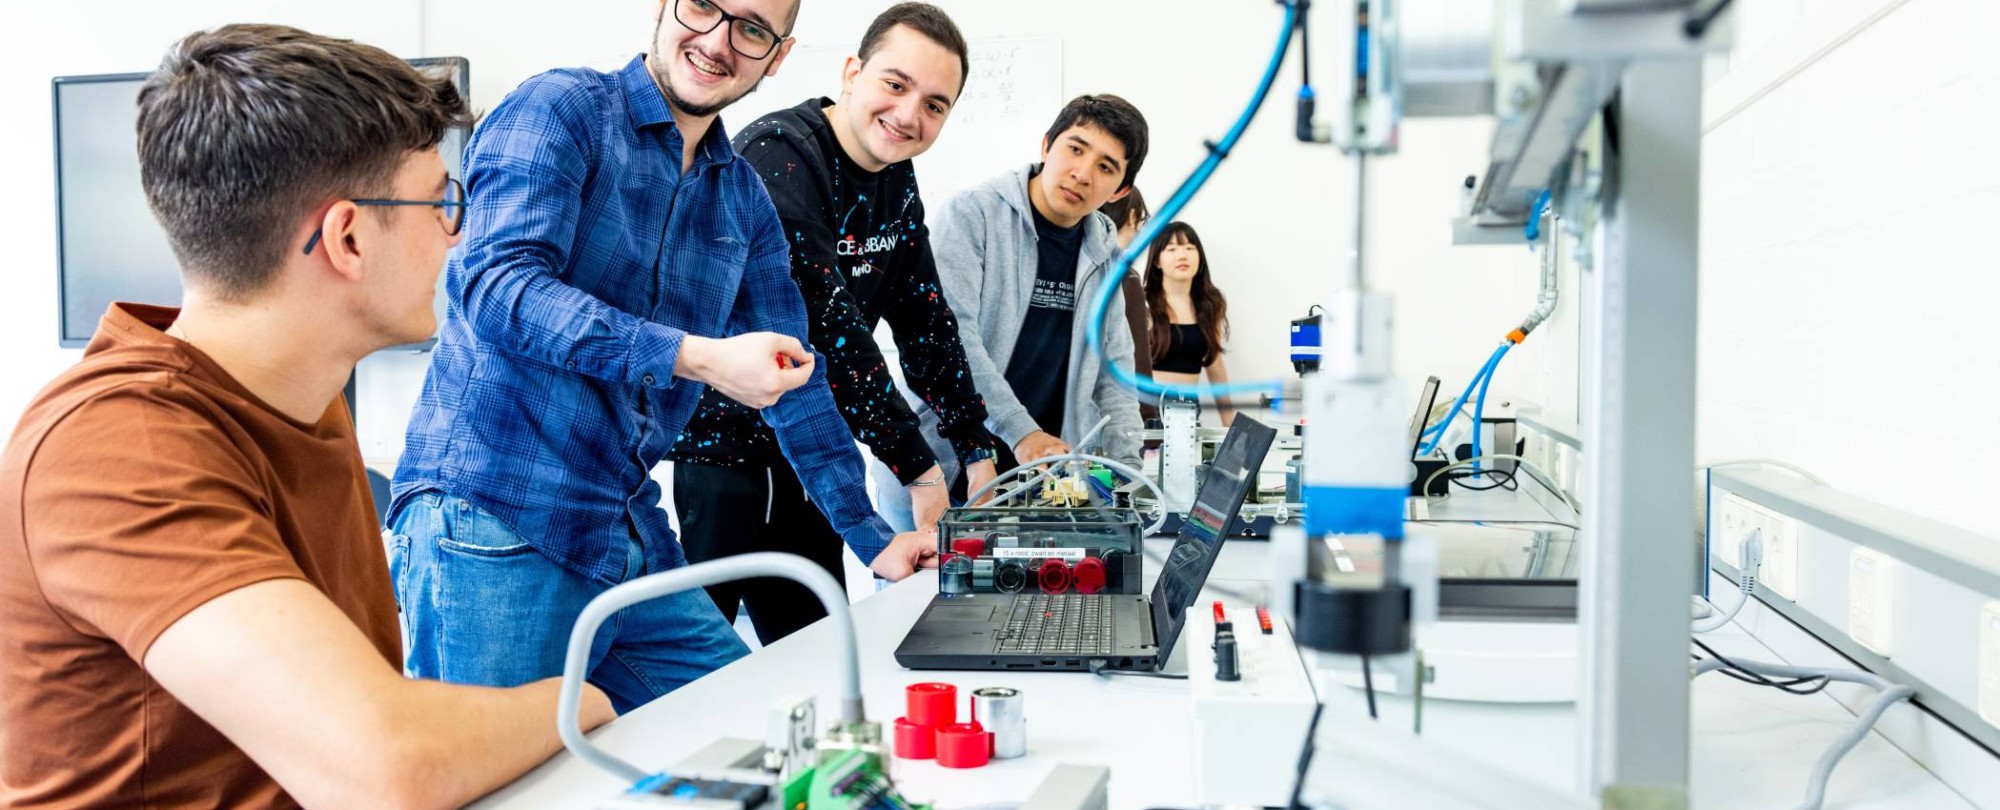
[
  {"left": 1979, "top": 602, "right": 2000, "bottom": 728},
  {"left": 1847, "top": 548, "right": 1894, "bottom": 657},
  {"left": 1190, "top": 606, "right": 1317, "bottom": 808}
]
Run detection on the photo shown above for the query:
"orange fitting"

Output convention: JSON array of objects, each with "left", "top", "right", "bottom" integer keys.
[{"left": 1505, "top": 329, "right": 1528, "bottom": 345}]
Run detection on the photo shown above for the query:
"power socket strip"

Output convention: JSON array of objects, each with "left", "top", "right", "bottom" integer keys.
[
  {"left": 1714, "top": 493, "right": 1800, "bottom": 599},
  {"left": 1189, "top": 606, "right": 1317, "bottom": 808}
]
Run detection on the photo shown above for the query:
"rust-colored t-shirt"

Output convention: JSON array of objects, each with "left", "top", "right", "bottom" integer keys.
[{"left": 0, "top": 303, "right": 399, "bottom": 808}]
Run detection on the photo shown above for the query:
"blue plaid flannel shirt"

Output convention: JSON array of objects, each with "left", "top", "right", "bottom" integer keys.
[{"left": 392, "top": 55, "right": 891, "bottom": 584}]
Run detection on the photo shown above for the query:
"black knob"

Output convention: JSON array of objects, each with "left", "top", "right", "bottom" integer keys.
[{"left": 1216, "top": 633, "right": 1241, "bottom": 682}]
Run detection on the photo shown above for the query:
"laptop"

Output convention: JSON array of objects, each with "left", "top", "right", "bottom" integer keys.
[
  {"left": 1408, "top": 375, "right": 1442, "bottom": 460},
  {"left": 896, "top": 417, "right": 1277, "bottom": 672}
]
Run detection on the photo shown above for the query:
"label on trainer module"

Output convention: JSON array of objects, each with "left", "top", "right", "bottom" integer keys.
[{"left": 988, "top": 548, "right": 1087, "bottom": 561}]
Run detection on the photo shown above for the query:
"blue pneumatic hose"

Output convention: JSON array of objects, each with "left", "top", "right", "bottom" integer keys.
[
  {"left": 1416, "top": 343, "right": 1510, "bottom": 457},
  {"left": 1468, "top": 342, "right": 1510, "bottom": 471},
  {"left": 1084, "top": 4, "right": 1299, "bottom": 402}
]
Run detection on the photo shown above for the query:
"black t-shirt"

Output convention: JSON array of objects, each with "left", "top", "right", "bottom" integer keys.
[
  {"left": 670, "top": 98, "right": 997, "bottom": 483},
  {"left": 1004, "top": 196, "right": 1083, "bottom": 440}
]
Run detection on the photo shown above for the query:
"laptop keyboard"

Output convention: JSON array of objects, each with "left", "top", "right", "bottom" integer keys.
[{"left": 995, "top": 594, "right": 1115, "bottom": 655}]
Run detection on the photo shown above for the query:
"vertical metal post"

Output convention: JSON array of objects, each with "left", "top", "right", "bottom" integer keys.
[
  {"left": 1349, "top": 153, "right": 1369, "bottom": 290},
  {"left": 1577, "top": 57, "right": 1701, "bottom": 808}
]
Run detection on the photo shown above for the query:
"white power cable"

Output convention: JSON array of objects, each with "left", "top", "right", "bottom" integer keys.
[
  {"left": 1691, "top": 655, "right": 1915, "bottom": 810},
  {"left": 1693, "top": 527, "right": 1763, "bottom": 633}
]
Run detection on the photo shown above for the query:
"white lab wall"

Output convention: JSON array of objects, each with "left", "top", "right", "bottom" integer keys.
[
  {"left": 1698, "top": 0, "right": 2000, "bottom": 538},
  {"left": 0, "top": 3, "right": 420, "bottom": 453},
  {"left": 1, "top": 1, "right": 1563, "bottom": 467}
]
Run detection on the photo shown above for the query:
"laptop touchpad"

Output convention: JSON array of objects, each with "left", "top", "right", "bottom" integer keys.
[{"left": 928, "top": 604, "right": 996, "bottom": 621}]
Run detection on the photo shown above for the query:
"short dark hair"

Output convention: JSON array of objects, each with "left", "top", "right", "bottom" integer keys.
[
  {"left": 136, "top": 24, "right": 471, "bottom": 299},
  {"left": 1043, "top": 94, "right": 1149, "bottom": 192},
  {"left": 1099, "top": 184, "right": 1148, "bottom": 229},
  {"left": 858, "top": 3, "right": 970, "bottom": 96}
]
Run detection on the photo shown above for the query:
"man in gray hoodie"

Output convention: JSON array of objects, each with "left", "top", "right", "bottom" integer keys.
[{"left": 880, "top": 95, "right": 1149, "bottom": 518}]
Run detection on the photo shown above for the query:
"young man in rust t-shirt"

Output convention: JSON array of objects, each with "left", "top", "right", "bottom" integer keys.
[{"left": 0, "top": 25, "right": 614, "bottom": 808}]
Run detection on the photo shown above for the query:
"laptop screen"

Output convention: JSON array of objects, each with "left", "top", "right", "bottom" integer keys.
[
  {"left": 1149, "top": 417, "right": 1277, "bottom": 663},
  {"left": 1407, "top": 375, "right": 1441, "bottom": 460}
]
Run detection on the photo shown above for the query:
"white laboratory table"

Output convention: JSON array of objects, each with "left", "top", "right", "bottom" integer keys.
[{"left": 477, "top": 489, "right": 1973, "bottom": 809}]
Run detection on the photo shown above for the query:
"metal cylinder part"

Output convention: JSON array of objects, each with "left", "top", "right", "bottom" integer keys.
[
  {"left": 994, "top": 561, "right": 1028, "bottom": 593},
  {"left": 939, "top": 554, "right": 973, "bottom": 594},
  {"left": 972, "top": 558, "right": 995, "bottom": 591},
  {"left": 971, "top": 687, "right": 1026, "bottom": 759}
]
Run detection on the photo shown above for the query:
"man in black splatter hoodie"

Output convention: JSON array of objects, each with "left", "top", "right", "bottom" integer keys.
[{"left": 670, "top": 2, "right": 999, "bottom": 644}]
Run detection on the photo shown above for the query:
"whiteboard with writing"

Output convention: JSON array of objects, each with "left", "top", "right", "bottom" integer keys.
[{"left": 731, "top": 36, "right": 1063, "bottom": 209}]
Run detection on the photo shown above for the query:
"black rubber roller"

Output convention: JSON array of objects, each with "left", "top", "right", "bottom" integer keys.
[{"left": 1291, "top": 581, "right": 1413, "bottom": 656}]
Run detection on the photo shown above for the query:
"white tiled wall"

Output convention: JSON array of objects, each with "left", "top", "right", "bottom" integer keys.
[{"left": 1698, "top": 0, "right": 2000, "bottom": 539}]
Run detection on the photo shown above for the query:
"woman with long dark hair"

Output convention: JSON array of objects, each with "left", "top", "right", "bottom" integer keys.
[{"left": 1144, "top": 221, "right": 1234, "bottom": 425}]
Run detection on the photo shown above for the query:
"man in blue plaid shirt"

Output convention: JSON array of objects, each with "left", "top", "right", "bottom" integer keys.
[{"left": 388, "top": 0, "right": 936, "bottom": 712}]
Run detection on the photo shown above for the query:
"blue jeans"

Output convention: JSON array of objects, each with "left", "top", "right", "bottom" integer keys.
[
  {"left": 385, "top": 492, "right": 749, "bottom": 714},
  {"left": 868, "top": 458, "right": 917, "bottom": 532}
]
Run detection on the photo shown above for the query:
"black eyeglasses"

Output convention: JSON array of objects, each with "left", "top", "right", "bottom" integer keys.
[
  {"left": 303, "top": 177, "right": 466, "bottom": 255},
  {"left": 674, "top": 0, "right": 791, "bottom": 60}
]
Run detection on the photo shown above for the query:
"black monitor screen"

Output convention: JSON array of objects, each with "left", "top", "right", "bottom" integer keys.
[{"left": 52, "top": 58, "right": 470, "bottom": 348}]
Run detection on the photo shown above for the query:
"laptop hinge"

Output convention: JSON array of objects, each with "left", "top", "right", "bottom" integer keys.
[{"left": 1140, "top": 599, "right": 1157, "bottom": 647}]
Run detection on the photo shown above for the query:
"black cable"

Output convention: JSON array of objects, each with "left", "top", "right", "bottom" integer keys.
[
  {"left": 1286, "top": 701, "right": 1325, "bottom": 810},
  {"left": 1360, "top": 654, "right": 1379, "bottom": 719},
  {"left": 1446, "top": 466, "right": 1519, "bottom": 492},
  {"left": 1415, "top": 518, "right": 1581, "bottom": 530},
  {"left": 1296, "top": 0, "right": 1312, "bottom": 84},
  {"left": 1089, "top": 663, "right": 1188, "bottom": 681},
  {"left": 1714, "top": 667, "right": 1832, "bottom": 695},
  {"left": 1692, "top": 639, "right": 1833, "bottom": 695},
  {"left": 1685, "top": 0, "right": 1737, "bottom": 38},
  {"left": 1688, "top": 653, "right": 1827, "bottom": 689}
]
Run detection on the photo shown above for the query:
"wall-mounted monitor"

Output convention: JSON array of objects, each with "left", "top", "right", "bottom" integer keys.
[{"left": 51, "top": 57, "right": 471, "bottom": 349}]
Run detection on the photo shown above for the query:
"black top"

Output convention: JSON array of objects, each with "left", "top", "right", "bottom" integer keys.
[
  {"left": 670, "top": 98, "right": 999, "bottom": 484},
  {"left": 1154, "top": 323, "right": 1209, "bottom": 374},
  {"left": 1004, "top": 193, "right": 1083, "bottom": 441}
]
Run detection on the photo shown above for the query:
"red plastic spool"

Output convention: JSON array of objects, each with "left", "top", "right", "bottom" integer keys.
[
  {"left": 1072, "top": 556, "right": 1107, "bottom": 594},
  {"left": 935, "top": 722, "right": 991, "bottom": 769},
  {"left": 906, "top": 682, "right": 957, "bottom": 728},
  {"left": 893, "top": 716, "right": 936, "bottom": 760},
  {"left": 1037, "top": 559, "right": 1072, "bottom": 594},
  {"left": 950, "top": 538, "right": 988, "bottom": 558}
]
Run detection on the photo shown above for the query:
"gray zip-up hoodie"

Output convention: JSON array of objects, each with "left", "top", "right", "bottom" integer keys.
[{"left": 911, "top": 163, "right": 1144, "bottom": 482}]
